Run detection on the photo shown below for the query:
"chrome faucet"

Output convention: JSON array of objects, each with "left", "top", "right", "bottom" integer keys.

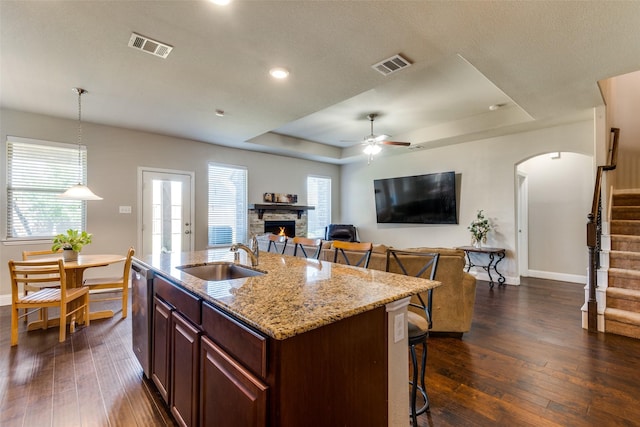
[{"left": 230, "top": 236, "right": 259, "bottom": 267}]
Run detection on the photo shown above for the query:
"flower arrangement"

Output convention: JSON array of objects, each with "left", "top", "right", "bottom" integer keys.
[
  {"left": 468, "top": 210, "right": 492, "bottom": 246},
  {"left": 51, "top": 229, "right": 93, "bottom": 252}
]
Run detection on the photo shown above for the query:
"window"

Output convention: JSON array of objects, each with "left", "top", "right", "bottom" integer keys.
[
  {"left": 307, "top": 175, "right": 331, "bottom": 238},
  {"left": 208, "top": 163, "right": 247, "bottom": 246},
  {"left": 6, "top": 137, "right": 87, "bottom": 239}
]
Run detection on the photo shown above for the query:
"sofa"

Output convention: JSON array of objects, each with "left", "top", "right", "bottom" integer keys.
[{"left": 320, "top": 244, "right": 477, "bottom": 337}]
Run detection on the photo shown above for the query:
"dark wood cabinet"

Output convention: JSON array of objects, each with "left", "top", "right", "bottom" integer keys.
[
  {"left": 171, "top": 311, "right": 202, "bottom": 427},
  {"left": 200, "top": 335, "right": 268, "bottom": 427},
  {"left": 151, "top": 296, "right": 173, "bottom": 404},
  {"left": 148, "top": 274, "right": 389, "bottom": 426}
]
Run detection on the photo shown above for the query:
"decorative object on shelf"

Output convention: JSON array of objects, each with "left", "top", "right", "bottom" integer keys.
[
  {"left": 263, "top": 193, "right": 298, "bottom": 204},
  {"left": 468, "top": 210, "right": 492, "bottom": 248},
  {"left": 51, "top": 229, "right": 93, "bottom": 261},
  {"left": 59, "top": 87, "right": 103, "bottom": 201}
]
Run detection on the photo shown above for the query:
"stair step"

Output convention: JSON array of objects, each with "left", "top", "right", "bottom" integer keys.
[
  {"left": 610, "top": 250, "right": 640, "bottom": 269},
  {"left": 607, "top": 287, "right": 640, "bottom": 311},
  {"left": 611, "top": 235, "right": 640, "bottom": 252},
  {"left": 608, "top": 268, "right": 640, "bottom": 291},
  {"left": 605, "top": 308, "right": 640, "bottom": 339},
  {"left": 611, "top": 206, "right": 640, "bottom": 220},
  {"left": 610, "top": 220, "right": 640, "bottom": 236},
  {"left": 613, "top": 192, "right": 640, "bottom": 207}
]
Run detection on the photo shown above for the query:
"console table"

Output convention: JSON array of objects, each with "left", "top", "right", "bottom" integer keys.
[{"left": 457, "top": 246, "right": 506, "bottom": 288}]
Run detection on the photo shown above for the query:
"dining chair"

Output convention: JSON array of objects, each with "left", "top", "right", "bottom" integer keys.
[
  {"left": 82, "top": 247, "right": 135, "bottom": 319},
  {"left": 9, "top": 258, "right": 90, "bottom": 346},
  {"left": 385, "top": 249, "right": 440, "bottom": 425},
  {"left": 292, "top": 236, "right": 323, "bottom": 259},
  {"left": 266, "top": 234, "right": 287, "bottom": 254},
  {"left": 21, "top": 249, "right": 63, "bottom": 323},
  {"left": 331, "top": 240, "right": 373, "bottom": 268}
]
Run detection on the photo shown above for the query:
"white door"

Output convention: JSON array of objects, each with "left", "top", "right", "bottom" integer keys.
[
  {"left": 517, "top": 172, "right": 529, "bottom": 277},
  {"left": 141, "top": 169, "right": 194, "bottom": 256}
]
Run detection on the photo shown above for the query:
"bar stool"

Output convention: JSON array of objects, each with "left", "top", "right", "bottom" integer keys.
[
  {"left": 385, "top": 249, "right": 440, "bottom": 425},
  {"left": 331, "top": 241, "right": 373, "bottom": 268},
  {"left": 266, "top": 234, "right": 287, "bottom": 254},
  {"left": 292, "top": 236, "right": 323, "bottom": 259}
]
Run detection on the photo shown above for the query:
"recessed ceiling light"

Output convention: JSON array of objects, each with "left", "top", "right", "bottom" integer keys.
[
  {"left": 215, "top": 109, "right": 225, "bottom": 117},
  {"left": 489, "top": 103, "right": 507, "bottom": 111},
  {"left": 209, "top": 0, "right": 232, "bottom": 5},
  {"left": 269, "top": 67, "right": 289, "bottom": 79}
]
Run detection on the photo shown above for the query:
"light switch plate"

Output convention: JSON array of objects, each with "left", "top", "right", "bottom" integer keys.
[
  {"left": 119, "top": 206, "right": 132, "bottom": 214},
  {"left": 394, "top": 313, "right": 404, "bottom": 343}
]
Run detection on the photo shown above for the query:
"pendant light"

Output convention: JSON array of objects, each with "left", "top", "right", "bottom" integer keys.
[{"left": 60, "top": 88, "right": 103, "bottom": 200}]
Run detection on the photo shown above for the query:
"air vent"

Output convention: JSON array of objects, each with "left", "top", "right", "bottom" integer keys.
[
  {"left": 372, "top": 54, "right": 412, "bottom": 76},
  {"left": 128, "top": 32, "right": 173, "bottom": 59}
]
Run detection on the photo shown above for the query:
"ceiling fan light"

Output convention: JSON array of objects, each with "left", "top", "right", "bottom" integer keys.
[
  {"left": 59, "top": 184, "right": 104, "bottom": 200},
  {"left": 363, "top": 144, "right": 381, "bottom": 155}
]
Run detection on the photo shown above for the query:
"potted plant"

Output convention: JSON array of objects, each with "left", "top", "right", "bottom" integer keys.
[
  {"left": 468, "top": 210, "right": 492, "bottom": 248},
  {"left": 52, "top": 229, "right": 93, "bottom": 261}
]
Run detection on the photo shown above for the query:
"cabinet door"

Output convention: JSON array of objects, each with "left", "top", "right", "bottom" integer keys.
[
  {"left": 151, "top": 296, "right": 173, "bottom": 404},
  {"left": 171, "top": 312, "right": 201, "bottom": 427},
  {"left": 200, "top": 336, "right": 268, "bottom": 427}
]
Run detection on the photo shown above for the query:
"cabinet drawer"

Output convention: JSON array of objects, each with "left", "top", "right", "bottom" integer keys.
[
  {"left": 154, "top": 276, "right": 201, "bottom": 325},
  {"left": 202, "top": 301, "right": 267, "bottom": 379}
]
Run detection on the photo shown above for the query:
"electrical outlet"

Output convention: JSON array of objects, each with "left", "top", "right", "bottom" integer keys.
[
  {"left": 119, "top": 206, "right": 132, "bottom": 214},
  {"left": 394, "top": 313, "right": 405, "bottom": 343}
]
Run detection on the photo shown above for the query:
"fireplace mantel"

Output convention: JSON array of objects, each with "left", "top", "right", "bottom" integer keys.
[{"left": 249, "top": 204, "right": 315, "bottom": 219}]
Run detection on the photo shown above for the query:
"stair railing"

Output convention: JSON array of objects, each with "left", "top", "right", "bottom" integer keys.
[{"left": 586, "top": 127, "right": 619, "bottom": 332}]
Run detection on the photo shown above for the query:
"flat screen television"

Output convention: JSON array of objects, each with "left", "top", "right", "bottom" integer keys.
[{"left": 374, "top": 171, "right": 457, "bottom": 224}]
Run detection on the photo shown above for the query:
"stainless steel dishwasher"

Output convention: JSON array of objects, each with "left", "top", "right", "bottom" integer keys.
[{"left": 131, "top": 261, "right": 154, "bottom": 378}]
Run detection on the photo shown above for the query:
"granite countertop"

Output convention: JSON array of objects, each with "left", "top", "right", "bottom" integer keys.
[{"left": 136, "top": 249, "right": 441, "bottom": 340}]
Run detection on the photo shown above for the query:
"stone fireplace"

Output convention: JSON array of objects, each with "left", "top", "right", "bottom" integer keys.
[{"left": 248, "top": 204, "right": 314, "bottom": 238}]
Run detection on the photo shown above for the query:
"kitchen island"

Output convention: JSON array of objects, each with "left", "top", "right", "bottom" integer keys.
[{"left": 133, "top": 249, "right": 440, "bottom": 427}]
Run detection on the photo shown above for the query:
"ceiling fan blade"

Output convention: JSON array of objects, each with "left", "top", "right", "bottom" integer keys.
[{"left": 381, "top": 140, "right": 411, "bottom": 146}]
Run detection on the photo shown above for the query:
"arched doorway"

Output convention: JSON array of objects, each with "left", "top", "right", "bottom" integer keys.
[{"left": 516, "top": 152, "right": 593, "bottom": 283}]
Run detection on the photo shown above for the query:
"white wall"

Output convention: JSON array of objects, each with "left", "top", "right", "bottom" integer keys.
[
  {"left": 518, "top": 152, "right": 593, "bottom": 280},
  {"left": 340, "top": 119, "right": 595, "bottom": 285},
  {"left": 0, "top": 109, "right": 340, "bottom": 299}
]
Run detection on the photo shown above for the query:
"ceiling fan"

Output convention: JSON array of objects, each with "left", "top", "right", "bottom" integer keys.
[{"left": 360, "top": 113, "right": 410, "bottom": 164}]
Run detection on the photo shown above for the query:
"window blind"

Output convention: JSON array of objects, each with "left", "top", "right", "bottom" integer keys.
[
  {"left": 208, "top": 163, "right": 248, "bottom": 245},
  {"left": 7, "top": 137, "right": 87, "bottom": 238},
  {"left": 307, "top": 175, "right": 331, "bottom": 238}
]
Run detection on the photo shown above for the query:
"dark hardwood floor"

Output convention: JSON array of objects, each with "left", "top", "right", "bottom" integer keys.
[
  {"left": 0, "top": 294, "right": 175, "bottom": 427},
  {"left": 1, "top": 278, "right": 640, "bottom": 426}
]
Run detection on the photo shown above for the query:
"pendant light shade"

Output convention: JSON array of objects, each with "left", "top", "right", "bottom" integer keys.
[
  {"left": 60, "top": 87, "right": 103, "bottom": 200},
  {"left": 60, "top": 183, "right": 103, "bottom": 200}
]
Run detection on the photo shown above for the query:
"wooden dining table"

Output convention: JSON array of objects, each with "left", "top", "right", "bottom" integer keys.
[{"left": 26, "top": 253, "right": 126, "bottom": 331}]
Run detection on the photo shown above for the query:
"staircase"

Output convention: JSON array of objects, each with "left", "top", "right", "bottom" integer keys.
[{"left": 606, "top": 191, "right": 640, "bottom": 339}]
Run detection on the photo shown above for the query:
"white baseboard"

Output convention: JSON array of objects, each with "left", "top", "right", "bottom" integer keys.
[{"left": 526, "top": 269, "right": 586, "bottom": 284}]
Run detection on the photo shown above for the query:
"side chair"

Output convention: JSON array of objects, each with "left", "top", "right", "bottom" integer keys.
[
  {"left": 9, "top": 259, "right": 89, "bottom": 346},
  {"left": 82, "top": 247, "right": 135, "bottom": 319},
  {"left": 21, "top": 249, "right": 63, "bottom": 323}
]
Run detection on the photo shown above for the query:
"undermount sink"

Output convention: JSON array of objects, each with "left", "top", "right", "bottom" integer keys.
[{"left": 176, "top": 262, "right": 265, "bottom": 281}]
